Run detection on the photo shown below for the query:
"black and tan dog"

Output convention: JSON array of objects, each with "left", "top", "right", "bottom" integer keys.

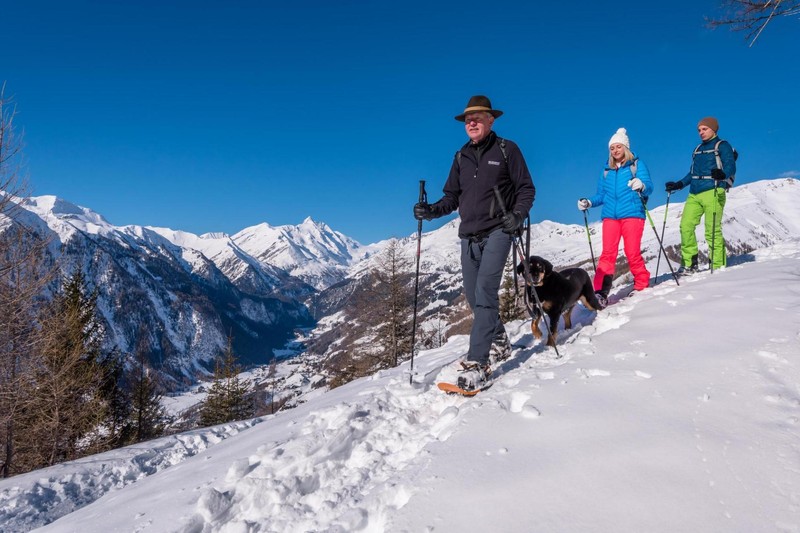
[{"left": 516, "top": 256, "right": 604, "bottom": 347}]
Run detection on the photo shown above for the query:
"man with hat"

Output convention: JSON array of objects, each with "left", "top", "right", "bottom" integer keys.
[
  {"left": 413, "top": 95, "right": 535, "bottom": 391},
  {"left": 665, "top": 117, "right": 737, "bottom": 274}
]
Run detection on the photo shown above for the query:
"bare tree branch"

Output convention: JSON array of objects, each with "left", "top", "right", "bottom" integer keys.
[{"left": 708, "top": 0, "right": 800, "bottom": 46}]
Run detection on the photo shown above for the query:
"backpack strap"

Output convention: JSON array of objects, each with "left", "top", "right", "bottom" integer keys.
[
  {"left": 455, "top": 136, "right": 509, "bottom": 170},
  {"left": 497, "top": 137, "right": 508, "bottom": 165},
  {"left": 603, "top": 158, "right": 637, "bottom": 179},
  {"left": 691, "top": 142, "right": 715, "bottom": 179},
  {"left": 692, "top": 140, "right": 735, "bottom": 187}
]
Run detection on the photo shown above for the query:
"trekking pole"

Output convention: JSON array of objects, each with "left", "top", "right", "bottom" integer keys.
[
  {"left": 582, "top": 209, "right": 597, "bottom": 273},
  {"left": 652, "top": 192, "right": 672, "bottom": 286},
  {"left": 493, "top": 186, "right": 560, "bottom": 358},
  {"left": 638, "top": 192, "right": 679, "bottom": 286},
  {"left": 710, "top": 182, "right": 718, "bottom": 275},
  {"left": 408, "top": 180, "right": 427, "bottom": 384}
]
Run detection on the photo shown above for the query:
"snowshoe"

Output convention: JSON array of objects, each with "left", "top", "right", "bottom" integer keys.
[{"left": 456, "top": 361, "right": 490, "bottom": 391}]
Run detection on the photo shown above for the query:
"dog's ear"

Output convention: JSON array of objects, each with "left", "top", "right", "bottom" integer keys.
[
  {"left": 516, "top": 260, "right": 525, "bottom": 275},
  {"left": 543, "top": 259, "right": 553, "bottom": 275}
]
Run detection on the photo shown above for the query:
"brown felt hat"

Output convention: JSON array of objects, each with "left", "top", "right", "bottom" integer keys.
[
  {"left": 697, "top": 116, "right": 719, "bottom": 132},
  {"left": 455, "top": 95, "right": 504, "bottom": 121}
]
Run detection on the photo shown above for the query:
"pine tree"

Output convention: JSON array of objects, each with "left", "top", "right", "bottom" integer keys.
[
  {"left": 420, "top": 312, "right": 447, "bottom": 350},
  {"left": 266, "top": 358, "right": 278, "bottom": 415},
  {"left": 199, "top": 337, "right": 253, "bottom": 427},
  {"left": 370, "top": 239, "right": 413, "bottom": 368},
  {"left": 17, "top": 270, "right": 109, "bottom": 468},
  {"left": 99, "top": 347, "right": 132, "bottom": 448},
  {"left": 499, "top": 257, "right": 526, "bottom": 322},
  {"left": 128, "top": 346, "right": 168, "bottom": 442}
]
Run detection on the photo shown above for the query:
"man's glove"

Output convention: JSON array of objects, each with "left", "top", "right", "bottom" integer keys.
[
  {"left": 711, "top": 168, "right": 726, "bottom": 181},
  {"left": 665, "top": 181, "right": 684, "bottom": 192},
  {"left": 577, "top": 198, "right": 591, "bottom": 211},
  {"left": 413, "top": 202, "right": 433, "bottom": 221},
  {"left": 501, "top": 210, "right": 524, "bottom": 234},
  {"left": 628, "top": 178, "right": 645, "bottom": 192}
]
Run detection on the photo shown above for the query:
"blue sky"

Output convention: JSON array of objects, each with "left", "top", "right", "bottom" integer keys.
[{"left": 2, "top": 1, "right": 798, "bottom": 244}]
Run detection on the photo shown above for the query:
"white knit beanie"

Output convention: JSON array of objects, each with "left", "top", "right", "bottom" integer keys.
[{"left": 608, "top": 127, "right": 630, "bottom": 149}]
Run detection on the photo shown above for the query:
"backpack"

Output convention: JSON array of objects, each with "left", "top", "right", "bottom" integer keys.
[{"left": 692, "top": 140, "right": 738, "bottom": 188}]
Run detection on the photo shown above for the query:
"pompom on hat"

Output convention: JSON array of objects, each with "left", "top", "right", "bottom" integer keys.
[
  {"left": 455, "top": 95, "right": 503, "bottom": 122},
  {"left": 608, "top": 127, "right": 630, "bottom": 149},
  {"left": 697, "top": 116, "right": 719, "bottom": 132}
]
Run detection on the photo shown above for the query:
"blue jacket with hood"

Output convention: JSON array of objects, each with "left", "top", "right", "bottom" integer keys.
[{"left": 588, "top": 156, "right": 654, "bottom": 220}]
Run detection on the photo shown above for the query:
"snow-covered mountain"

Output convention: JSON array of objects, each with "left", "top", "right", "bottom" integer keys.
[
  {"left": 2, "top": 239, "right": 798, "bottom": 532},
  {"left": 232, "top": 217, "right": 365, "bottom": 291},
  {"left": 6, "top": 197, "right": 364, "bottom": 383}
]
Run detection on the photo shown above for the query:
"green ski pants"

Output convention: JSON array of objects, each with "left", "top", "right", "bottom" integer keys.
[{"left": 679, "top": 187, "right": 727, "bottom": 269}]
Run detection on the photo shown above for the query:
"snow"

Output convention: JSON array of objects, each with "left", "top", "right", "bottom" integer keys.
[{"left": 2, "top": 240, "right": 799, "bottom": 532}]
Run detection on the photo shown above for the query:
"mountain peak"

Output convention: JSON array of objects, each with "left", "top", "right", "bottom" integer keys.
[{"left": 23, "top": 195, "right": 110, "bottom": 227}]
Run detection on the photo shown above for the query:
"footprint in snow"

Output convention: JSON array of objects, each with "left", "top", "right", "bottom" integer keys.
[
  {"left": 764, "top": 395, "right": 800, "bottom": 408},
  {"left": 613, "top": 350, "right": 647, "bottom": 360},
  {"left": 757, "top": 350, "right": 788, "bottom": 363},
  {"left": 503, "top": 391, "right": 531, "bottom": 414},
  {"left": 651, "top": 285, "right": 675, "bottom": 297},
  {"left": 430, "top": 405, "right": 460, "bottom": 441},
  {"left": 521, "top": 405, "right": 541, "bottom": 419},
  {"left": 577, "top": 368, "right": 611, "bottom": 378}
]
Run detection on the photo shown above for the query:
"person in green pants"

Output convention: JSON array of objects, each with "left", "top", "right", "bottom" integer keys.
[{"left": 665, "top": 117, "right": 736, "bottom": 274}]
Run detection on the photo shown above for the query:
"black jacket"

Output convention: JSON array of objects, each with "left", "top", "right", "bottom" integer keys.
[{"left": 432, "top": 132, "right": 535, "bottom": 238}]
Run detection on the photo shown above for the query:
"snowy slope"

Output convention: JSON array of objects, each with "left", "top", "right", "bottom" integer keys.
[{"left": 2, "top": 240, "right": 798, "bottom": 532}]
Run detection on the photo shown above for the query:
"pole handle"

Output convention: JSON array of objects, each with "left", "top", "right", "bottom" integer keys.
[{"left": 418, "top": 180, "right": 427, "bottom": 203}]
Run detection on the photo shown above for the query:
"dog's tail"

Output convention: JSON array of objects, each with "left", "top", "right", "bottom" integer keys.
[{"left": 580, "top": 277, "right": 603, "bottom": 311}]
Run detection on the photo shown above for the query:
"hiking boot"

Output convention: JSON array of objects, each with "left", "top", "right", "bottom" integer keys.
[
  {"left": 489, "top": 330, "right": 512, "bottom": 365},
  {"left": 678, "top": 254, "right": 700, "bottom": 276},
  {"left": 457, "top": 361, "right": 490, "bottom": 391},
  {"left": 595, "top": 292, "right": 608, "bottom": 309}
]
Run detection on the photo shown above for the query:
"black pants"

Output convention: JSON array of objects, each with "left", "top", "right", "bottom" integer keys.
[{"left": 460, "top": 228, "right": 512, "bottom": 365}]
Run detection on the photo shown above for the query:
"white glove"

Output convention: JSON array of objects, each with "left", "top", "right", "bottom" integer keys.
[
  {"left": 628, "top": 178, "right": 644, "bottom": 192},
  {"left": 577, "top": 198, "right": 591, "bottom": 211}
]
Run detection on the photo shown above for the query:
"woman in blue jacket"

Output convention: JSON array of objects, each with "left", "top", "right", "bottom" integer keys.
[{"left": 577, "top": 128, "right": 653, "bottom": 306}]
